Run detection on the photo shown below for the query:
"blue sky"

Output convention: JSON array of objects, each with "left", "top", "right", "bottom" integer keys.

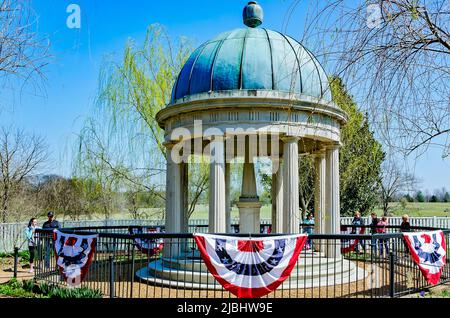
[{"left": 0, "top": 0, "right": 448, "bottom": 192}]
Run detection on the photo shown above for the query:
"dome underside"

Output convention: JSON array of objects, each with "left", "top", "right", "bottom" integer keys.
[{"left": 171, "top": 28, "right": 332, "bottom": 104}]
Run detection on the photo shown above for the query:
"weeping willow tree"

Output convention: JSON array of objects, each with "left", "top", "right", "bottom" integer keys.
[{"left": 74, "top": 24, "right": 209, "bottom": 220}]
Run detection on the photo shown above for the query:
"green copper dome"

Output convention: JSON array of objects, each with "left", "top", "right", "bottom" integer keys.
[{"left": 170, "top": 27, "right": 332, "bottom": 104}]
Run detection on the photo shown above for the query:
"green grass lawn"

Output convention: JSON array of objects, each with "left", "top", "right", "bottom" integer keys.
[
  {"left": 172, "top": 202, "right": 450, "bottom": 219},
  {"left": 58, "top": 202, "right": 450, "bottom": 222},
  {"left": 373, "top": 202, "right": 450, "bottom": 217}
]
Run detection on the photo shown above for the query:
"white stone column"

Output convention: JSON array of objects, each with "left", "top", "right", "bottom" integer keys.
[
  {"left": 271, "top": 158, "right": 284, "bottom": 233},
  {"left": 313, "top": 150, "right": 326, "bottom": 234},
  {"left": 209, "top": 136, "right": 226, "bottom": 233},
  {"left": 181, "top": 162, "right": 189, "bottom": 233},
  {"left": 282, "top": 136, "right": 300, "bottom": 233},
  {"left": 325, "top": 143, "right": 341, "bottom": 258},
  {"left": 164, "top": 142, "right": 183, "bottom": 258},
  {"left": 225, "top": 162, "right": 231, "bottom": 233}
]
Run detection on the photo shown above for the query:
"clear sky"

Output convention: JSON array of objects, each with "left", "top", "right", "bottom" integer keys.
[{"left": 0, "top": 0, "right": 448, "bottom": 193}]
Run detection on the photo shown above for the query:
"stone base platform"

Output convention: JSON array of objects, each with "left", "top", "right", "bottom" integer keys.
[{"left": 135, "top": 250, "right": 368, "bottom": 289}]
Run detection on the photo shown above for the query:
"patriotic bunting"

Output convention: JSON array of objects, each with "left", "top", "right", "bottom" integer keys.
[
  {"left": 129, "top": 226, "right": 164, "bottom": 256},
  {"left": 193, "top": 233, "right": 307, "bottom": 298},
  {"left": 53, "top": 230, "right": 97, "bottom": 284},
  {"left": 340, "top": 225, "right": 365, "bottom": 253},
  {"left": 403, "top": 230, "right": 447, "bottom": 285}
]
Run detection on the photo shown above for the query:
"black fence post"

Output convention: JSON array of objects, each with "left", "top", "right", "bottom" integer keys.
[
  {"left": 109, "top": 255, "right": 115, "bottom": 298},
  {"left": 130, "top": 243, "right": 135, "bottom": 298},
  {"left": 389, "top": 252, "right": 395, "bottom": 297},
  {"left": 13, "top": 247, "right": 19, "bottom": 278}
]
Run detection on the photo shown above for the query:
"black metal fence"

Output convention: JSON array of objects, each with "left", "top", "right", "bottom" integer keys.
[{"left": 32, "top": 225, "right": 450, "bottom": 298}]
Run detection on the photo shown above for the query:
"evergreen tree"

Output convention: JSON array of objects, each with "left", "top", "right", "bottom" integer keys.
[
  {"left": 330, "top": 77, "right": 385, "bottom": 216},
  {"left": 416, "top": 191, "right": 425, "bottom": 203}
]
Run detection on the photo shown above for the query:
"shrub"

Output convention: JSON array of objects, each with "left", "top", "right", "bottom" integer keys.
[
  {"left": 34, "top": 282, "right": 103, "bottom": 298},
  {"left": 48, "top": 286, "right": 103, "bottom": 298},
  {"left": 0, "top": 279, "right": 103, "bottom": 298},
  {"left": 0, "top": 279, "right": 36, "bottom": 298}
]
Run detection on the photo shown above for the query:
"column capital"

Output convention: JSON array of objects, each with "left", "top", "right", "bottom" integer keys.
[
  {"left": 325, "top": 142, "right": 341, "bottom": 150},
  {"left": 311, "top": 148, "right": 326, "bottom": 158},
  {"left": 280, "top": 135, "right": 300, "bottom": 143}
]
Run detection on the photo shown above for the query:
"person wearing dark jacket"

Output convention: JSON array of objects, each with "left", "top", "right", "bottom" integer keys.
[
  {"left": 42, "top": 211, "right": 60, "bottom": 229},
  {"left": 400, "top": 214, "right": 412, "bottom": 254},
  {"left": 369, "top": 212, "right": 380, "bottom": 254},
  {"left": 43, "top": 211, "right": 60, "bottom": 269},
  {"left": 351, "top": 212, "right": 365, "bottom": 253},
  {"left": 400, "top": 214, "right": 411, "bottom": 232}
]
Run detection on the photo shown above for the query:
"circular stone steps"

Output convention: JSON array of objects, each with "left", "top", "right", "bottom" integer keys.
[{"left": 135, "top": 251, "right": 369, "bottom": 289}]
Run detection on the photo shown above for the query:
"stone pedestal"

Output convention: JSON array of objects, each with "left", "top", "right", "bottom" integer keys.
[
  {"left": 237, "top": 201, "right": 263, "bottom": 233},
  {"left": 237, "top": 153, "right": 261, "bottom": 233}
]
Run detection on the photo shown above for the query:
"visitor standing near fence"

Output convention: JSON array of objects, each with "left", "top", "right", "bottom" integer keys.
[
  {"left": 370, "top": 212, "right": 379, "bottom": 254},
  {"left": 351, "top": 212, "right": 365, "bottom": 253},
  {"left": 24, "top": 218, "right": 38, "bottom": 273},
  {"left": 303, "top": 213, "right": 315, "bottom": 250},
  {"left": 42, "top": 211, "right": 60, "bottom": 269},
  {"left": 377, "top": 216, "right": 389, "bottom": 257},
  {"left": 400, "top": 214, "right": 412, "bottom": 255},
  {"left": 400, "top": 214, "right": 411, "bottom": 232}
]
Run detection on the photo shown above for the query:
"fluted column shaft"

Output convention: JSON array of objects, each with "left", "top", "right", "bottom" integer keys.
[
  {"left": 313, "top": 151, "right": 326, "bottom": 234},
  {"left": 282, "top": 137, "right": 300, "bottom": 233},
  {"left": 225, "top": 162, "right": 231, "bottom": 233},
  {"left": 271, "top": 158, "right": 284, "bottom": 233},
  {"left": 209, "top": 136, "right": 226, "bottom": 233},
  {"left": 164, "top": 142, "right": 183, "bottom": 258},
  {"left": 325, "top": 143, "right": 341, "bottom": 257}
]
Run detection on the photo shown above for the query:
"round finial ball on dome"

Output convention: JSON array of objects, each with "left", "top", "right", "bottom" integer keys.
[{"left": 243, "top": 1, "right": 263, "bottom": 28}]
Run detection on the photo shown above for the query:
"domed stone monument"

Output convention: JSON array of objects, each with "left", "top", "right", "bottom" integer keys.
[{"left": 137, "top": 2, "right": 367, "bottom": 289}]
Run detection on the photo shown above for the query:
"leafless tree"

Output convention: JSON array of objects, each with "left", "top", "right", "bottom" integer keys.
[
  {"left": 379, "top": 158, "right": 418, "bottom": 215},
  {"left": 298, "top": 0, "right": 449, "bottom": 158},
  {"left": 0, "top": 0, "right": 50, "bottom": 92},
  {"left": 0, "top": 127, "right": 49, "bottom": 222}
]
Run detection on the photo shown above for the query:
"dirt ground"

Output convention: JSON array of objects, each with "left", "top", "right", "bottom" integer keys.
[
  {"left": 28, "top": 259, "right": 391, "bottom": 298},
  {"left": 0, "top": 256, "right": 445, "bottom": 299}
]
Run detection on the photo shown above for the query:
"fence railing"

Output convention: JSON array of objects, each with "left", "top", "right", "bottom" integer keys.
[
  {"left": 340, "top": 216, "right": 450, "bottom": 229},
  {"left": 1, "top": 218, "right": 270, "bottom": 253},
  {"left": 32, "top": 225, "right": 450, "bottom": 298},
  {"left": 2, "top": 216, "right": 450, "bottom": 253}
]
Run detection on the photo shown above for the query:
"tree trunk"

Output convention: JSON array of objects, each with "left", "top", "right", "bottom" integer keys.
[{"left": 299, "top": 185, "right": 307, "bottom": 221}]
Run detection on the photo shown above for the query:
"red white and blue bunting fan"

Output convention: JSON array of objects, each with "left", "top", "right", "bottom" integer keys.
[
  {"left": 53, "top": 230, "right": 97, "bottom": 285},
  {"left": 193, "top": 233, "right": 307, "bottom": 298},
  {"left": 129, "top": 226, "right": 164, "bottom": 256},
  {"left": 340, "top": 225, "right": 365, "bottom": 254},
  {"left": 403, "top": 230, "right": 447, "bottom": 285}
]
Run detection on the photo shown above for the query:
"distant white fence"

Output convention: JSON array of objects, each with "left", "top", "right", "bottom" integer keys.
[
  {"left": 340, "top": 216, "right": 450, "bottom": 229},
  {"left": 1, "top": 216, "right": 448, "bottom": 253}
]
